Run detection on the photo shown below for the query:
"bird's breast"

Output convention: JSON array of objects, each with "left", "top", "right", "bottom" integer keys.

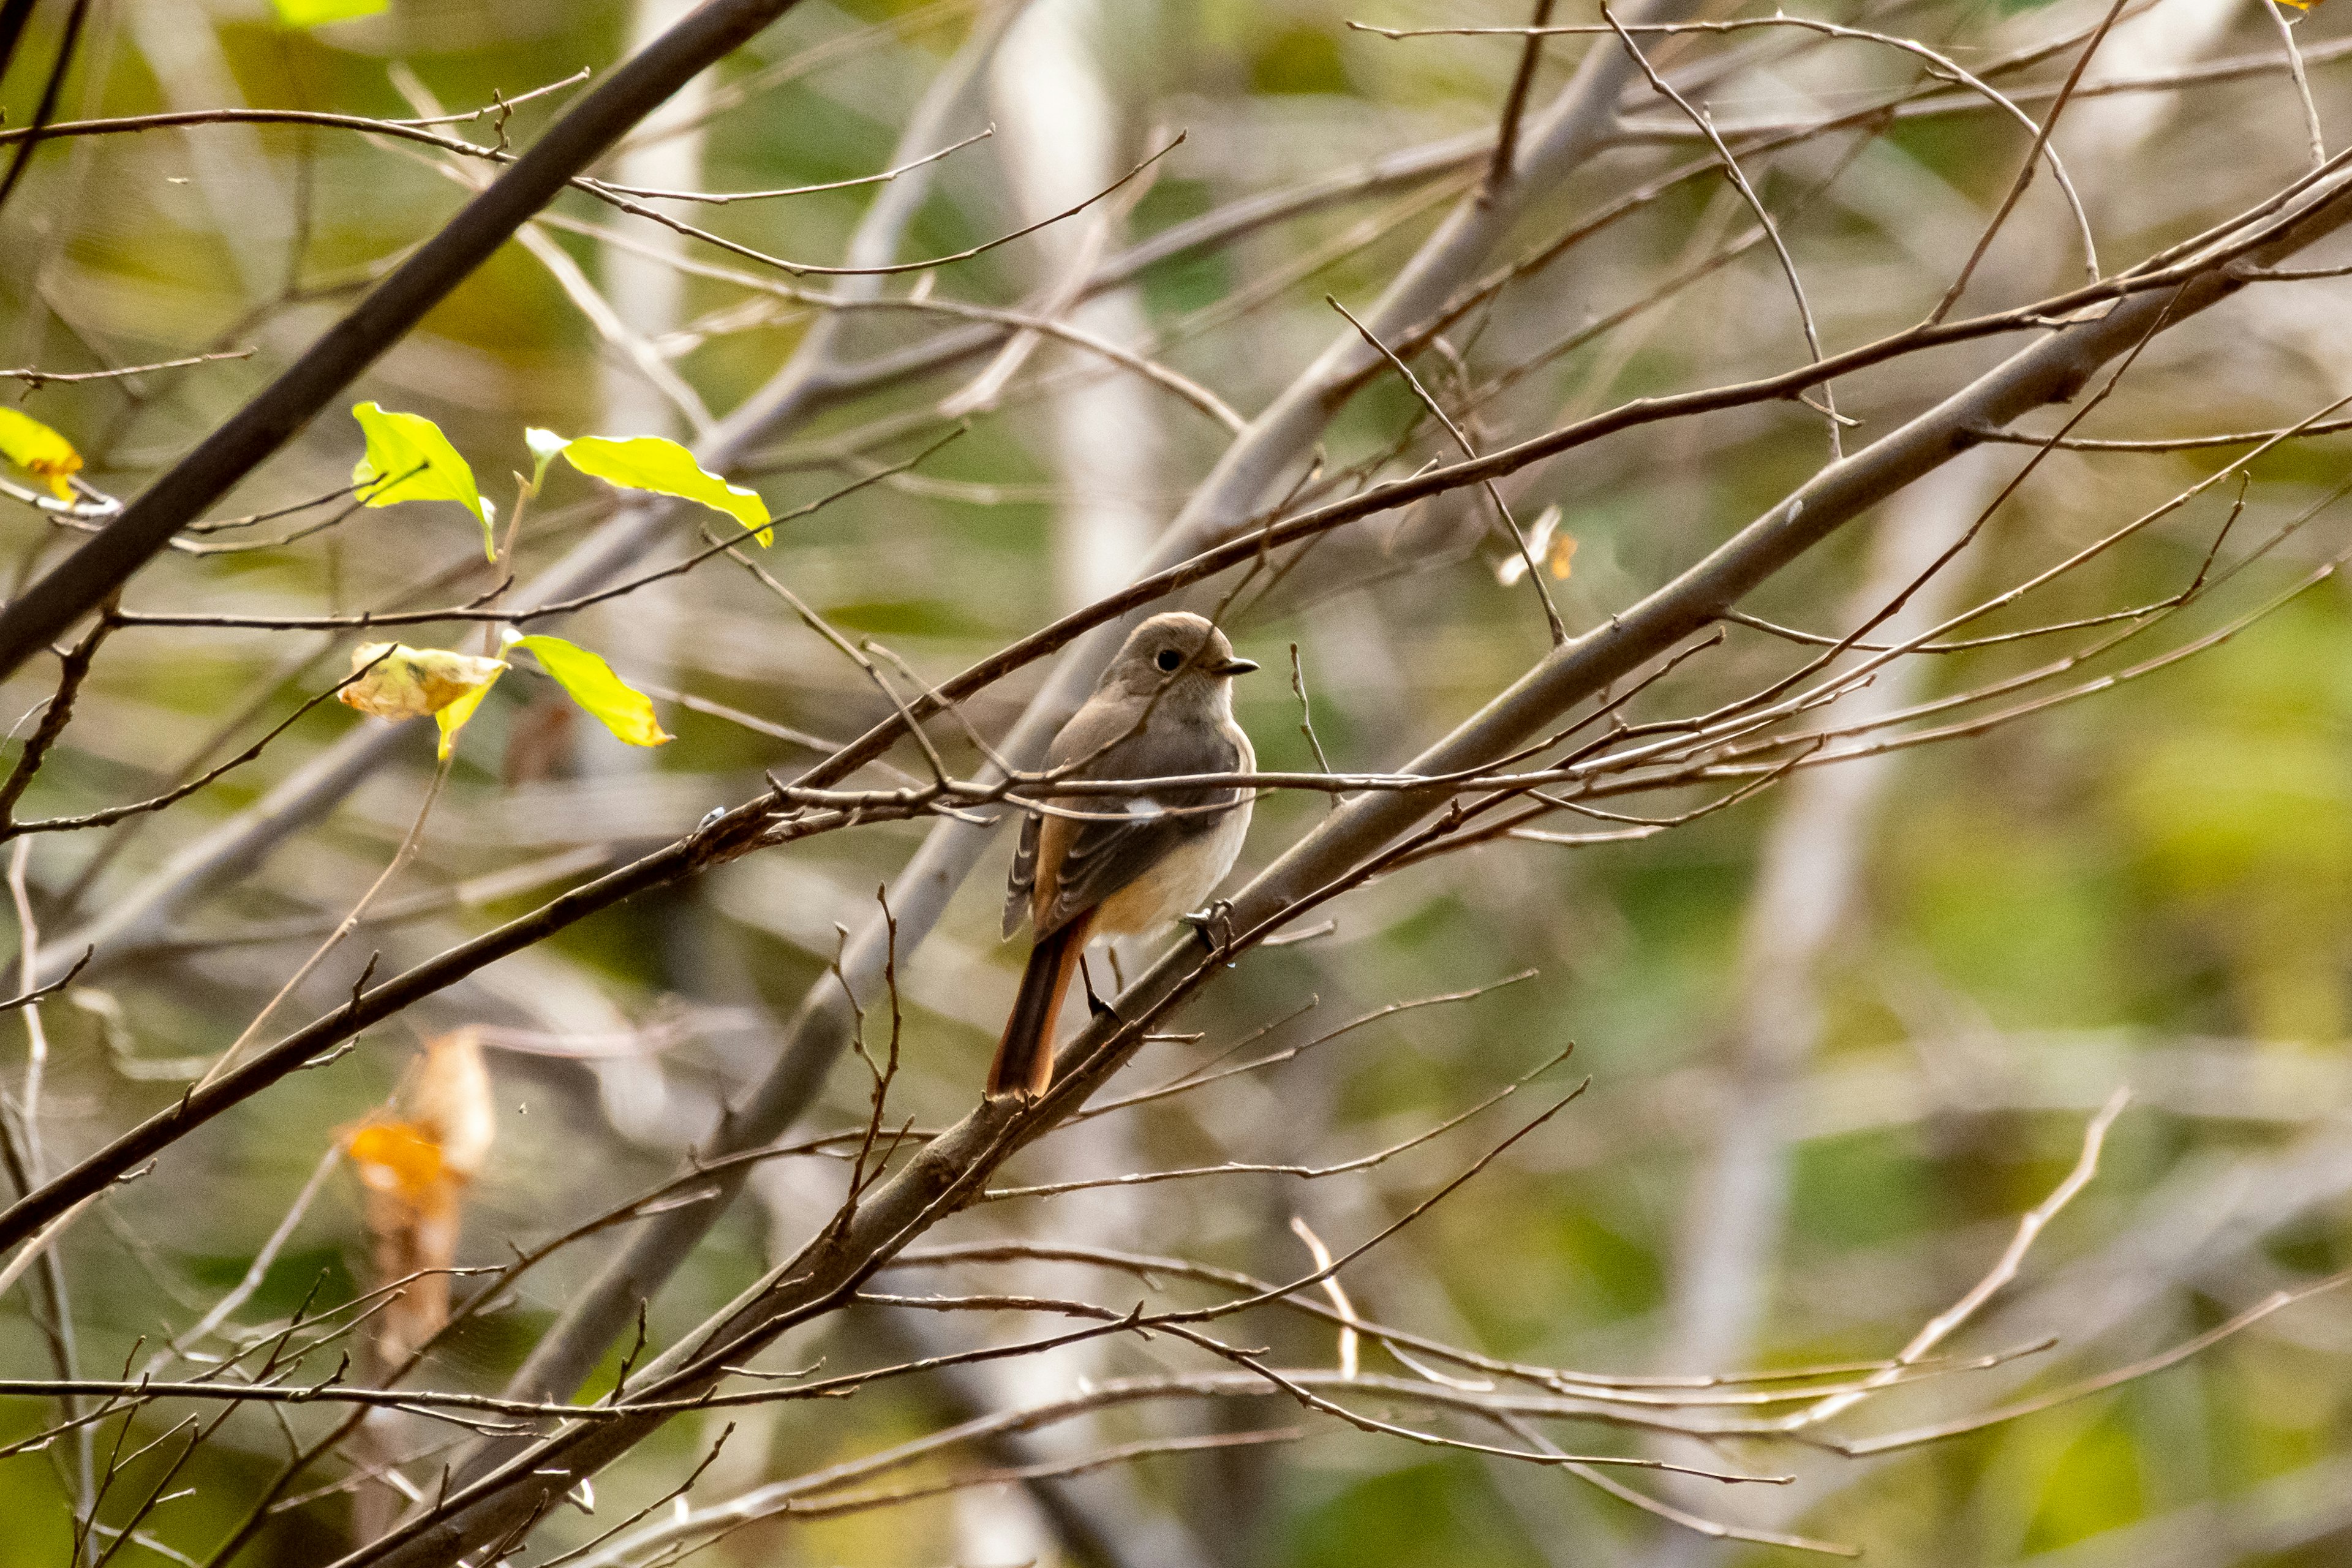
[{"left": 1093, "top": 721, "right": 1253, "bottom": 937}]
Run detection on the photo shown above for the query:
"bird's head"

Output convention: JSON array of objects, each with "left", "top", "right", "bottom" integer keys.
[{"left": 1106, "top": 611, "right": 1257, "bottom": 701}]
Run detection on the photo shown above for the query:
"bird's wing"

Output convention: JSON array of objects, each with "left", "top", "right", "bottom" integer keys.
[
  {"left": 1003, "top": 807, "right": 1041, "bottom": 939},
  {"left": 1030, "top": 710, "right": 1243, "bottom": 940}
]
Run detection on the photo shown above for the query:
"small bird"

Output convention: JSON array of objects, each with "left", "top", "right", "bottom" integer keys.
[{"left": 990, "top": 611, "right": 1258, "bottom": 1099}]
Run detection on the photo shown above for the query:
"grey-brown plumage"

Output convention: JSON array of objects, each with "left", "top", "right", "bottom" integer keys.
[{"left": 990, "top": 612, "right": 1257, "bottom": 1099}]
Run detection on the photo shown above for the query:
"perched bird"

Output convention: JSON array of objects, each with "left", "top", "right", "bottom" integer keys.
[{"left": 990, "top": 611, "right": 1258, "bottom": 1099}]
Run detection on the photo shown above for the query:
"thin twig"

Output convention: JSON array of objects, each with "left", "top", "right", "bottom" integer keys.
[
  {"left": 594, "top": 123, "right": 992, "bottom": 202},
  {"left": 1287, "top": 643, "right": 1335, "bottom": 793},
  {"left": 1779, "top": 1088, "right": 2131, "bottom": 1432},
  {"left": 194, "top": 752, "right": 454, "bottom": 1092},
  {"left": 580, "top": 133, "right": 1188, "bottom": 280},
  {"left": 2266, "top": 0, "right": 2327, "bottom": 170},
  {"left": 0, "top": 349, "right": 255, "bottom": 388},
  {"left": 1929, "top": 0, "right": 2129, "bottom": 321},
  {"left": 1600, "top": 4, "right": 1842, "bottom": 456},
  {"left": 1329, "top": 296, "right": 1566, "bottom": 643},
  {"left": 1483, "top": 0, "right": 1556, "bottom": 198}
]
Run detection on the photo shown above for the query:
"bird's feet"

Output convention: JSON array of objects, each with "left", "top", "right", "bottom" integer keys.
[
  {"left": 1177, "top": 899, "right": 1238, "bottom": 957},
  {"left": 1079, "top": 954, "right": 1123, "bottom": 1023}
]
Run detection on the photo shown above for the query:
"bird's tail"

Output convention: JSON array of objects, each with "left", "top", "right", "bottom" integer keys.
[{"left": 988, "top": 913, "right": 1092, "bottom": 1099}]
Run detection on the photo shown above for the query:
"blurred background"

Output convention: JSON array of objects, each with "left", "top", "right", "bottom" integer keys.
[{"left": 6, "top": 0, "right": 2352, "bottom": 1564}]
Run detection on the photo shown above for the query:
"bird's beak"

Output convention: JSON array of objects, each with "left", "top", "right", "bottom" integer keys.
[{"left": 1214, "top": 657, "right": 1259, "bottom": 676}]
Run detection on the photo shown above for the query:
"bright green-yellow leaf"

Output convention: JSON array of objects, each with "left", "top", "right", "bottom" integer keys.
[
  {"left": 351, "top": 402, "right": 494, "bottom": 559},
  {"left": 337, "top": 642, "right": 507, "bottom": 758},
  {"left": 0, "top": 408, "right": 83, "bottom": 501},
  {"left": 508, "top": 634, "right": 670, "bottom": 748},
  {"left": 524, "top": 428, "right": 568, "bottom": 493},
  {"left": 560, "top": 435, "right": 772, "bottom": 546},
  {"left": 271, "top": 0, "right": 386, "bottom": 23}
]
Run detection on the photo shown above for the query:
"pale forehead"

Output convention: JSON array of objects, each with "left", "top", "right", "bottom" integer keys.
[{"left": 1131, "top": 611, "right": 1223, "bottom": 647}]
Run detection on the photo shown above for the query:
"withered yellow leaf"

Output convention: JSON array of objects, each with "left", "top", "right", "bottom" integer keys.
[
  {"left": 339, "top": 643, "right": 508, "bottom": 757},
  {"left": 0, "top": 407, "right": 83, "bottom": 500}
]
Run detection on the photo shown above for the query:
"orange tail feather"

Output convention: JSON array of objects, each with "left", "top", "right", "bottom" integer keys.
[{"left": 988, "top": 914, "right": 1092, "bottom": 1099}]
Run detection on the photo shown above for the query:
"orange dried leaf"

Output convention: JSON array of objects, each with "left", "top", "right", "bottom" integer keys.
[
  {"left": 347, "top": 1120, "right": 447, "bottom": 1201},
  {"left": 1547, "top": 533, "right": 1579, "bottom": 579},
  {"left": 344, "top": 1032, "right": 497, "bottom": 1371}
]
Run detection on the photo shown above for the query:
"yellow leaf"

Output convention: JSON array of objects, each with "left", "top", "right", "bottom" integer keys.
[
  {"left": 272, "top": 0, "right": 386, "bottom": 22},
  {"left": 508, "top": 633, "right": 671, "bottom": 747},
  {"left": 0, "top": 407, "right": 83, "bottom": 500},
  {"left": 339, "top": 642, "right": 507, "bottom": 729},
  {"left": 350, "top": 402, "right": 496, "bottom": 559},
  {"left": 557, "top": 434, "right": 772, "bottom": 546}
]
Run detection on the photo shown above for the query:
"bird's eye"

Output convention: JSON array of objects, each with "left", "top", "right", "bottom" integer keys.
[{"left": 1155, "top": 648, "right": 1184, "bottom": 672}]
